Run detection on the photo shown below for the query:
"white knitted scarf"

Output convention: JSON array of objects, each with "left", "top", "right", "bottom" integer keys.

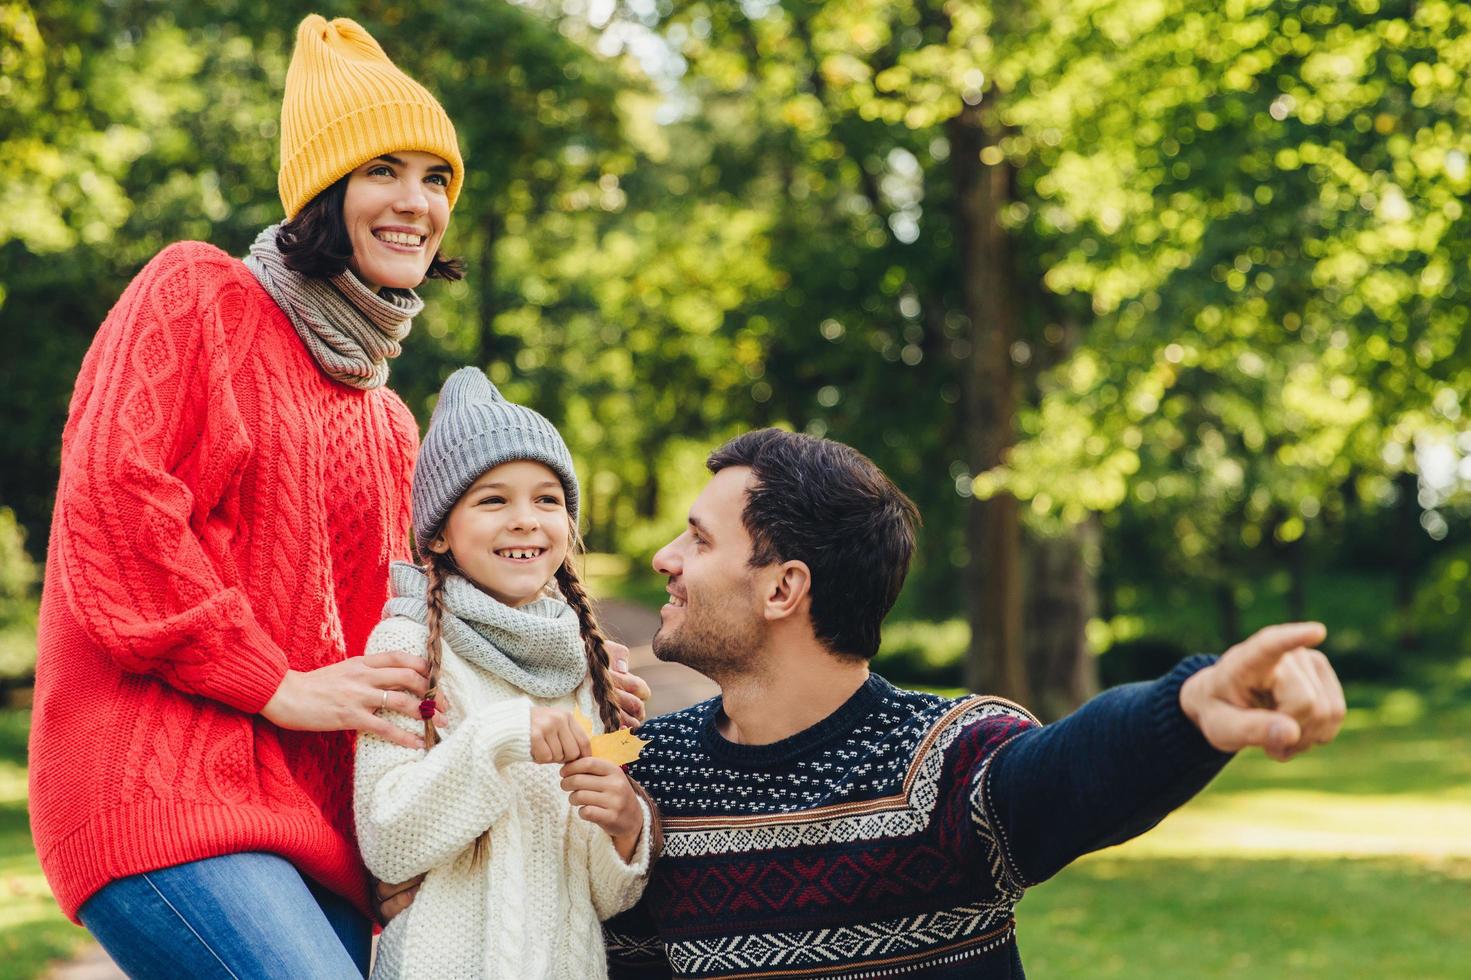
[
  {"left": 245, "top": 224, "right": 423, "bottom": 390},
  {"left": 385, "top": 561, "right": 587, "bottom": 698}
]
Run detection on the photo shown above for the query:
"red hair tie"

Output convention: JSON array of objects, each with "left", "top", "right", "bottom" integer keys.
[{"left": 418, "top": 697, "right": 437, "bottom": 720}]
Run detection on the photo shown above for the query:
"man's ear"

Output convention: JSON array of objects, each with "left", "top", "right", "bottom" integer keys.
[{"left": 762, "top": 560, "right": 812, "bottom": 621}]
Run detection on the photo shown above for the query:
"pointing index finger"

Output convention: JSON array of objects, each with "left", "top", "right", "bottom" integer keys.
[{"left": 1230, "top": 622, "right": 1327, "bottom": 672}]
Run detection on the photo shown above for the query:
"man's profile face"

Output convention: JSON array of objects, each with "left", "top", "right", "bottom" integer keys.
[{"left": 650, "top": 466, "right": 767, "bottom": 677}]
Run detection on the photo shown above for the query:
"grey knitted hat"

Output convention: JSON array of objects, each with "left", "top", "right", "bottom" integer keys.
[{"left": 412, "top": 367, "right": 580, "bottom": 555}]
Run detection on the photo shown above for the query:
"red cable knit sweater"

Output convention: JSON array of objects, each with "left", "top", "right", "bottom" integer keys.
[{"left": 29, "top": 241, "right": 420, "bottom": 921}]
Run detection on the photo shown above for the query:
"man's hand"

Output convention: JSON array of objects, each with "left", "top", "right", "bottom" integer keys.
[
  {"left": 560, "top": 757, "right": 645, "bottom": 861},
  {"left": 607, "top": 640, "right": 652, "bottom": 730},
  {"left": 1180, "top": 622, "right": 1345, "bottom": 761},
  {"left": 374, "top": 875, "right": 423, "bottom": 924}
]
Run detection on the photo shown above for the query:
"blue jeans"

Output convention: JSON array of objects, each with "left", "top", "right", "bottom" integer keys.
[{"left": 78, "top": 852, "right": 371, "bottom": 979}]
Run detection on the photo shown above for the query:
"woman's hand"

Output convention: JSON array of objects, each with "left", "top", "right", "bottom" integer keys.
[
  {"left": 261, "top": 651, "right": 431, "bottom": 749},
  {"left": 560, "top": 757, "right": 644, "bottom": 861},
  {"left": 529, "top": 707, "right": 591, "bottom": 763},
  {"left": 607, "top": 641, "right": 651, "bottom": 730}
]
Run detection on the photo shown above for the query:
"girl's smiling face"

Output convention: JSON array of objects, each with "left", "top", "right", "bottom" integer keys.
[
  {"left": 429, "top": 460, "right": 571, "bottom": 607},
  {"left": 342, "top": 150, "right": 453, "bottom": 290}
]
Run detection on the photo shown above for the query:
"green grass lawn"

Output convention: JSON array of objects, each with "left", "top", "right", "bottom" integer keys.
[
  {"left": 1016, "top": 700, "right": 1471, "bottom": 977},
  {"left": 1019, "top": 857, "right": 1471, "bottom": 978}
]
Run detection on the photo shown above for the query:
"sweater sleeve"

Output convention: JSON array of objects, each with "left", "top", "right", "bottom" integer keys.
[
  {"left": 578, "top": 789, "right": 654, "bottom": 921},
  {"left": 353, "top": 617, "right": 535, "bottom": 884},
  {"left": 51, "top": 243, "right": 288, "bottom": 713},
  {"left": 973, "top": 655, "right": 1232, "bottom": 889}
]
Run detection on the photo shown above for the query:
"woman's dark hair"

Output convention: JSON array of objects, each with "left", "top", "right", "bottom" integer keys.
[
  {"left": 706, "top": 428, "right": 921, "bottom": 661},
  {"left": 276, "top": 175, "right": 464, "bottom": 282}
]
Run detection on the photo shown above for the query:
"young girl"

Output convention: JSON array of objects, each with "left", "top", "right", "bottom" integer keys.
[{"left": 355, "top": 367, "right": 656, "bottom": 978}]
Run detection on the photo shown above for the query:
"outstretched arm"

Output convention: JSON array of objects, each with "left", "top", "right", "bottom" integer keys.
[{"left": 978, "top": 623, "right": 1342, "bottom": 888}]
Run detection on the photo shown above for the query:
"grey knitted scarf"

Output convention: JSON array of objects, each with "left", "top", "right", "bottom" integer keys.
[
  {"left": 244, "top": 224, "right": 423, "bottom": 390},
  {"left": 385, "top": 561, "right": 587, "bottom": 698}
]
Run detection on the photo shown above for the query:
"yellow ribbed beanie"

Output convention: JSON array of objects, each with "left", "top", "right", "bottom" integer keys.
[{"left": 278, "top": 15, "right": 464, "bottom": 219}]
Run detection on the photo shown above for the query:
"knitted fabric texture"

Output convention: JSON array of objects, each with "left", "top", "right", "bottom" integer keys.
[
  {"left": 412, "top": 366, "right": 581, "bottom": 554},
  {"left": 279, "top": 15, "right": 463, "bottom": 218},
  {"left": 30, "top": 241, "right": 420, "bottom": 922},
  {"left": 605, "top": 662, "right": 1230, "bottom": 979},
  {"left": 245, "top": 224, "right": 421, "bottom": 390},
  {"left": 385, "top": 562, "right": 587, "bottom": 699},
  {"left": 355, "top": 615, "right": 652, "bottom": 979}
]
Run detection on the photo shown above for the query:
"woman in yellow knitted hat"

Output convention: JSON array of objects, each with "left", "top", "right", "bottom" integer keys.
[{"left": 29, "top": 14, "right": 650, "bottom": 978}]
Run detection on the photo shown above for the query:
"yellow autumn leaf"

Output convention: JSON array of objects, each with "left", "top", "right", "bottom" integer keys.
[{"left": 573, "top": 709, "right": 648, "bottom": 766}]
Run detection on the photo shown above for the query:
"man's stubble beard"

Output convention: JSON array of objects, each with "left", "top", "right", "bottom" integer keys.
[{"left": 652, "top": 603, "right": 765, "bottom": 684}]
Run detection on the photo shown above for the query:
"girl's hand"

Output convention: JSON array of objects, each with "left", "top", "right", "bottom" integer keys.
[
  {"left": 530, "top": 707, "right": 591, "bottom": 763},
  {"left": 607, "top": 641, "right": 651, "bottom": 730},
  {"left": 560, "top": 758, "right": 644, "bottom": 861},
  {"left": 261, "top": 651, "right": 431, "bottom": 750}
]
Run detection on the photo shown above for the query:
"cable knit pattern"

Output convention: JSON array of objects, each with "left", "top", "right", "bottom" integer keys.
[
  {"left": 356, "top": 616, "right": 652, "bottom": 979},
  {"left": 29, "top": 240, "right": 419, "bottom": 921}
]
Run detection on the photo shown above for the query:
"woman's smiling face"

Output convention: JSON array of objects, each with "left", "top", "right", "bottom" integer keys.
[
  {"left": 342, "top": 150, "right": 453, "bottom": 290},
  {"left": 429, "top": 460, "right": 572, "bottom": 608}
]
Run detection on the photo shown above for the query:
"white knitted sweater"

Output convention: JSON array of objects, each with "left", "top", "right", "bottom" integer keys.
[{"left": 355, "top": 615, "right": 653, "bottom": 979}]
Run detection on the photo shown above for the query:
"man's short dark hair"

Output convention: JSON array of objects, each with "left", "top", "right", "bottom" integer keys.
[
  {"left": 707, "top": 428, "right": 920, "bottom": 660},
  {"left": 276, "top": 175, "right": 464, "bottom": 282}
]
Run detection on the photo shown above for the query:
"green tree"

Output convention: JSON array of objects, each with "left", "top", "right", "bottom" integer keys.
[{"left": 981, "top": 0, "right": 1471, "bottom": 662}]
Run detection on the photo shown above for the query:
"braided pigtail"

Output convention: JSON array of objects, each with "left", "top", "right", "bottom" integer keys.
[
  {"left": 422, "top": 555, "right": 451, "bottom": 749},
  {"left": 559, "top": 554, "right": 659, "bottom": 865},
  {"left": 555, "top": 559, "right": 623, "bottom": 734},
  {"left": 425, "top": 551, "right": 492, "bottom": 865}
]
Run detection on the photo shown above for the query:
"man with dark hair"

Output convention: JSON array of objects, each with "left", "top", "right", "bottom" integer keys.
[{"left": 604, "top": 427, "right": 1345, "bottom": 979}]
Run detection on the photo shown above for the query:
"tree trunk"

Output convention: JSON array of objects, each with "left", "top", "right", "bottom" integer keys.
[
  {"left": 1285, "top": 534, "right": 1307, "bottom": 623},
  {"left": 637, "top": 469, "right": 660, "bottom": 520},
  {"left": 1023, "top": 307, "right": 1097, "bottom": 718},
  {"left": 1215, "top": 581, "right": 1240, "bottom": 643},
  {"left": 1024, "top": 521, "right": 1100, "bottom": 721},
  {"left": 950, "top": 101, "right": 1031, "bottom": 705},
  {"left": 1097, "top": 546, "right": 1118, "bottom": 621},
  {"left": 1394, "top": 470, "right": 1420, "bottom": 650}
]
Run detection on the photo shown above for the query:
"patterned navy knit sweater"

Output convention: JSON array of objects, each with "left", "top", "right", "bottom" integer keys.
[{"left": 605, "top": 657, "right": 1230, "bottom": 979}]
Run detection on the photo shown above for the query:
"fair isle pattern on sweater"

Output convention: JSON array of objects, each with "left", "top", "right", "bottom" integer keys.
[
  {"left": 30, "top": 241, "right": 419, "bottom": 921},
  {"left": 604, "top": 676, "right": 1038, "bottom": 978},
  {"left": 661, "top": 902, "right": 1017, "bottom": 978},
  {"left": 655, "top": 698, "right": 1030, "bottom": 859}
]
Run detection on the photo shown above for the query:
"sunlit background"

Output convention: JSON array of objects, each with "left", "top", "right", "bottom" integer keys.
[{"left": 2, "top": 1, "right": 1469, "bottom": 976}]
